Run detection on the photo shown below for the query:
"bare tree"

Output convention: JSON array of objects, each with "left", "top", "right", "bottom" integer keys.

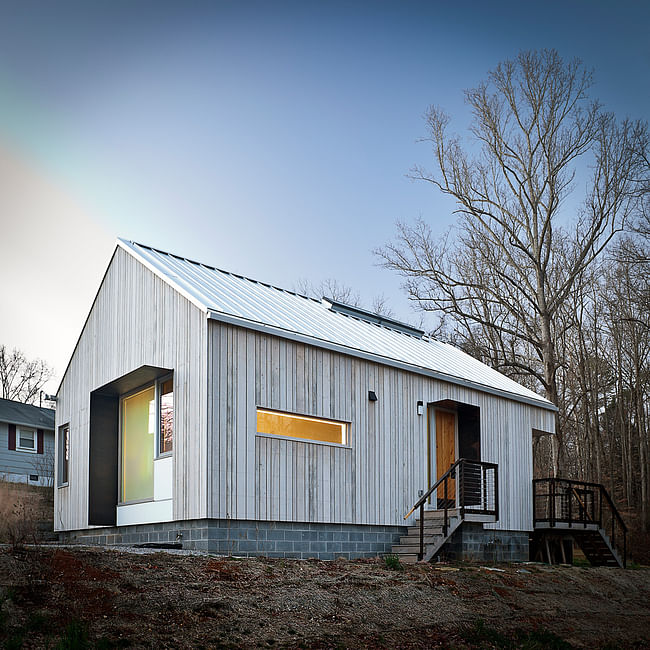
[
  {"left": 294, "top": 278, "right": 362, "bottom": 307},
  {"left": 0, "top": 345, "right": 54, "bottom": 405},
  {"left": 378, "top": 50, "right": 647, "bottom": 473},
  {"left": 294, "top": 279, "right": 397, "bottom": 318}
]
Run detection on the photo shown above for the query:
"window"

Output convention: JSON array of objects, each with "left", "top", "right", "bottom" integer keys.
[
  {"left": 256, "top": 409, "right": 347, "bottom": 445},
  {"left": 58, "top": 424, "right": 69, "bottom": 486},
  {"left": 17, "top": 427, "right": 36, "bottom": 452},
  {"left": 120, "top": 376, "right": 174, "bottom": 504},
  {"left": 159, "top": 377, "right": 173, "bottom": 455},
  {"left": 121, "top": 385, "right": 155, "bottom": 503}
]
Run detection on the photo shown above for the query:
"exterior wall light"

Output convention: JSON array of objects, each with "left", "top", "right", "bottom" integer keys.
[
  {"left": 368, "top": 391, "right": 378, "bottom": 402},
  {"left": 417, "top": 400, "right": 424, "bottom": 416}
]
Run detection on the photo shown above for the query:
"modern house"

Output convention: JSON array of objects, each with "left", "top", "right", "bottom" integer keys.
[
  {"left": 0, "top": 398, "right": 55, "bottom": 486},
  {"left": 54, "top": 238, "right": 561, "bottom": 561}
]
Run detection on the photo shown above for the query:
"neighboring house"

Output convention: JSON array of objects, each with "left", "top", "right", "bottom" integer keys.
[
  {"left": 0, "top": 398, "right": 55, "bottom": 486},
  {"left": 55, "top": 238, "right": 558, "bottom": 561}
]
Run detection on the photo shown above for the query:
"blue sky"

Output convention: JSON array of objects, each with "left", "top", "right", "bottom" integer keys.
[{"left": 0, "top": 0, "right": 648, "bottom": 390}]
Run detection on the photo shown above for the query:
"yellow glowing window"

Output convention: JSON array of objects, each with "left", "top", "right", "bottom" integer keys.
[
  {"left": 121, "top": 386, "right": 155, "bottom": 502},
  {"left": 257, "top": 409, "right": 347, "bottom": 445}
]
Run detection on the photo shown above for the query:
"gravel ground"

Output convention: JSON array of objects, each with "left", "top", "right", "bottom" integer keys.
[{"left": 0, "top": 546, "right": 648, "bottom": 648}]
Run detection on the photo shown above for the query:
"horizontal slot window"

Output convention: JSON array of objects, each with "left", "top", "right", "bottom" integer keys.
[{"left": 257, "top": 409, "right": 347, "bottom": 445}]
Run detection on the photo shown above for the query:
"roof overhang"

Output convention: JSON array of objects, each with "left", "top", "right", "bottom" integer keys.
[{"left": 91, "top": 365, "right": 173, "bottom": 397}]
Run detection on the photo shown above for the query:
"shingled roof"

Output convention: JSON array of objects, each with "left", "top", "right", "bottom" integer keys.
[
  {"left": 117, "top": 238, "right": 555, "bottom": 411},
  {"left": 0, "top": 398, "right": 55, "bottom": 429}
]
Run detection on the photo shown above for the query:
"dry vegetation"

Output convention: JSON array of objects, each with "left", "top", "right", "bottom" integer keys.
[
  {"left": 0, "top": 547, "right": 648, "bottom": 649},
  {"left": 0, "top": 481, "right": 53, "bottom": 548}
]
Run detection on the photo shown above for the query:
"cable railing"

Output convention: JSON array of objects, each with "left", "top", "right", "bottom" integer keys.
[
  {"left": 533, "top": 477, "right": 627, "bottom": 568},
  {"left": 405, "top": 459, "right": 499, "bottom": 561}
]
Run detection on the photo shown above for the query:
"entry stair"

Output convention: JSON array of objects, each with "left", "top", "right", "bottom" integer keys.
[
  {"left": 391, "top": 508, "right": 462, "bottom": 564},
  {"left": 396, "top": 458, "right": 499, "bottom": 564}
]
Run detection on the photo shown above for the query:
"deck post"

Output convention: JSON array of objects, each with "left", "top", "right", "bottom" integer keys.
[
  {"left": 599, "top": 486, "right": 603, "bottom": 528},
  {"left": 550, "top": 478, "right": 555, "bottom": 528}
]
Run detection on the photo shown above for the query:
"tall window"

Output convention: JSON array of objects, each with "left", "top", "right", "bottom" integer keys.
[
  {"left": 58, "top": 424, "right": 69, "bottom": 486},
  {"left": 257, "top": 409, "right": 347, "bottom": 445},
  {"left": 121, "top": 386, "right": 155, "bottom": 503},
  {"left": 120, "top": 376, "right": 174, "bottom": 504}
]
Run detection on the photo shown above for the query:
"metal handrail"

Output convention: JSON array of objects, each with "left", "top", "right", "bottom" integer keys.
[
  {"left": 405, "top": 459, "right": 499, "bottom": 562},
  {"left": 404, "top": 458, "right": 463, "bottom": 520}
]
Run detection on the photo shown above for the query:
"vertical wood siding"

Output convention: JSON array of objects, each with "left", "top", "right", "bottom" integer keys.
[
  {"left": 54, "top": 248, "right": 207, "bottom": 531},
  {"left": 207, "top": 321, "right": 555, "bottom": 532}
]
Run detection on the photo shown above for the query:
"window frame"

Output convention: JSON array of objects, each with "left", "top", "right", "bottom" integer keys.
[
  {"left": 16, "top": 427, "right": 37, "bottom": 453},
  {"left": 57, "top": 423, "right": 70, "bottom": 488},
  {"left": 255, "top": 407, "right": 350, "bottom": 448},
  {"left": 156, "top": 374, "right": 174, "bottom": 458}
]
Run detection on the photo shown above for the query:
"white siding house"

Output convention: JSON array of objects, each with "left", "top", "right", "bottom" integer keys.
[
  {"left": 0, "top": 398, "right": 55, "bottom": 487},
  {"left": 55, "top": 239, "right": 555, "bottom": 560}
]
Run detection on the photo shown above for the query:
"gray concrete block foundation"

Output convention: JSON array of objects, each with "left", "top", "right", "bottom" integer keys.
[
  {"left": 57, "top": 518, "right": 407, "bottom": 560},
  {"left": 441, "top": 523, "right": 529, "bottom": 562}
]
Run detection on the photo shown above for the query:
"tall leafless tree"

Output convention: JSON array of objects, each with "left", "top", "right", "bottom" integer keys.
[
  {"left": 0, "top": 345, "right": 54, "bottom": 405},
  {"left": 378, "top": 50, "right": 647, "bottom": 473}
]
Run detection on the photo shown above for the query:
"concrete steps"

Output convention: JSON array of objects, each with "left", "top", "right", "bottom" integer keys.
[{"left": 391, "top": 510, "right": 461, "bottom": 564}]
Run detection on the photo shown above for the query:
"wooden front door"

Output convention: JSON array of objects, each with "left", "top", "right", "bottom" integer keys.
[{"left": 435, "top": 409, "right": 456, "bottom": 502}]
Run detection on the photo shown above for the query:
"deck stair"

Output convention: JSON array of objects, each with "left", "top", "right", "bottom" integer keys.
[
  {"left": 574, "top": 528, "right": 623, "bottom": 567},
  {"left": 533, "top": 478, "right": 627, "bottom": 568}
]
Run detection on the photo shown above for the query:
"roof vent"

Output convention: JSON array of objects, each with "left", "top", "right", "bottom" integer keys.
[{"left": 323, "top": 297, "right": 424, "bottom": 338}]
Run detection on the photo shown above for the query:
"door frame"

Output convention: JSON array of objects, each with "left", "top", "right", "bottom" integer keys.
[{"left": 427, "top": 405, "right": 458, "bottom": 508}]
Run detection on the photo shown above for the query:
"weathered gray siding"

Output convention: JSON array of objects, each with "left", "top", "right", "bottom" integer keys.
[
  {"left": 0, "top": 422, "right": 55, "bottom": 481},
  {"left": 54, "top": 247, "right": 208, "bottom": 531},
  {"left": 207, "top": 321, "right": 555, "bottom": 532}
]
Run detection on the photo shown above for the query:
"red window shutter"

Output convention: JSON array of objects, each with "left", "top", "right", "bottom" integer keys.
[
  {"left": 37, "top": 429, "right": 44, "bottom": 454},
  {"left": 8, "top": 424, "right": 16, "bottom": 450}
]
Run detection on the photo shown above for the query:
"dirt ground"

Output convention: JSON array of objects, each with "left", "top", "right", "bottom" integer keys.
[{"left": 0, "top": 546, "right": 648, "bottom": 649}]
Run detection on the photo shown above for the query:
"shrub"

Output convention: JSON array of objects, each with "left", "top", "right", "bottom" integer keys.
[{"left": 383, "top": 554, "right": 403, "bottom": 571}]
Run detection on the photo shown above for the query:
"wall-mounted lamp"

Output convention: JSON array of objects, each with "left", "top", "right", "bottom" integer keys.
[
  {"left": 368, "top": 390, "right": 378, "bottom": 402},
  {"left": 417, "top": 400, "right": 424, "bottom": 416}
]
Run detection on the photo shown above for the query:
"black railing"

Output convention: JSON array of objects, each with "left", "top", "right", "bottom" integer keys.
[
  {"left": 405, "top": 459, "right": 499, "bottom": 561},
  {"left": 533, "top": 478, "right": 627, "bottom": 568}
]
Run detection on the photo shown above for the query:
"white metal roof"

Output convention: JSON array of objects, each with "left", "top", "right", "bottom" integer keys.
[{"left": 117, "top": 239, "right": 555, "bottom": 411}]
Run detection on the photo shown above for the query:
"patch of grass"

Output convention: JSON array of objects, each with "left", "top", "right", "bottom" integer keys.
[
  {"left": 55, "top": 620, "right": 89, "bottom": 650},
  {"left": 516, "top": 629, "right": 573, "bottom": 649},
  {"left": 25, "top": 612, "right": 50, "bottom": 634},
  {"left": 94, "top": 638, "right": 131, "bottom": 649},
  {"left": 464, "top": 619, "right": 512, "bottom": 647},
  {"left": 383, "top": 554, "right": 403, "bottom": 571},
  {"left": 626, "top": 560, "right": 641, "bottom": 570},
  {"left": 3, "top": 633, "right": 24, "bottom": 650},
  {"left": 572, "top": 556, "right": 590, "bottom": 568}
]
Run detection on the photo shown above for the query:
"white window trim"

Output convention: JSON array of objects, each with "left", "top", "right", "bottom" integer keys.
[{"left": 16, "top": 427, "right": 37, "bottom": 453}]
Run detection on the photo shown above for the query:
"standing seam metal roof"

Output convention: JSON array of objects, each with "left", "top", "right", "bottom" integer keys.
[{"left": 117, "top": 239, "right": 555, "bottom": 411}]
